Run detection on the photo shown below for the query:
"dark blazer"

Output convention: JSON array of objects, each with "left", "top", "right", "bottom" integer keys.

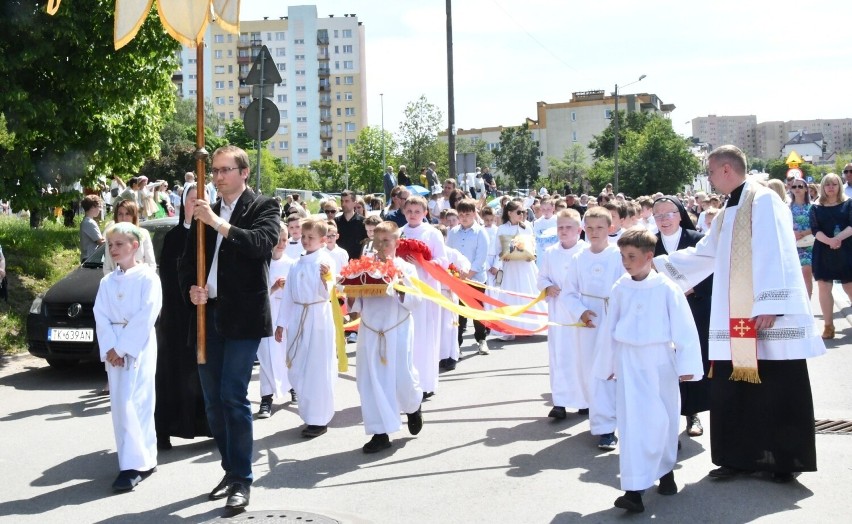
[
  {"left": 383, "top": 171, "right": 396, "bottom": 201},
  {"left": 179, "top": 189, "right": 281, "bottom": 340},
  {"left": 654, "top": 228, "right": 712, "bottom": 300}
]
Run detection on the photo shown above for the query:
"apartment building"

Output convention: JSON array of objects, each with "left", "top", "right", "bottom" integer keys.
[
  {"left": 690, "top": 115, "right": 758, "bottom": 157},
  {"left": 450, "top": 90, "right": 674, "bottom": 179},
  {"left": 175, "top": 5, "right": 367, "bottom": 166}
]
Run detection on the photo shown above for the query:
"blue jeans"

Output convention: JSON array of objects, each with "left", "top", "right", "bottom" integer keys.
[{"left": 198, "top": 303, "right": 260, "bottom": 484}]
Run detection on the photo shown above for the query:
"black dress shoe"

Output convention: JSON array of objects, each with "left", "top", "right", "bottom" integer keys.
[
  {"left": 209, "top": 474, "right": 233, "bottom": 500},
  {"left": 157, "top": 436, "right": 173, "bottom": 450},
  {"left": 709, "top": 465, "right": 752, "bottom": 479},
  {"left": 548, "top": 406, "right": 567, "bottom": 419},
  {"left": 301, "top": 425, "right": 328, "bottom": 438},
  {"left": 363, "top": 433, "right": 392, "bottom": 454},
  {"left": 112, "top": 469, "right": 146, "bottom": 492},
  {"left": 614, "top": 491, "right": 644, "bottom": 513},
  {"left": 771, "top": 472, "right": 795, "bottom": 483},
  {"left": 658, "top": 470, "right": 677, "bottom": 495},
  {"left": 443, "top": 359, "right": 456, "bottom": 371},
  {"left": 422, "top": 391, "right": 434, "bottom": 401},
  {"left": 225, "top": 483, "right": 250, "bottom": 509},
  {"left": 686, "top": 414, "right": 704, "bottom": 436},
  {"left": 577, "top": 408, "right": 589, "bottom": 415},
  {"left": 407, "top": 408, "right": 423, "bottom": 435}
]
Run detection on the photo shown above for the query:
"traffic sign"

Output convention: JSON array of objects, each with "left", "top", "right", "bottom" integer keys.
[
  {"left": 243, "top": 98, "right": 280, "bottom": 141},
  {"left": 244, "top": 45, "right": 282, "bottom": 86}
]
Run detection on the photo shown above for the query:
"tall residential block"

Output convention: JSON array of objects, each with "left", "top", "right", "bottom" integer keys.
[
  {"left": 690, "top": 115, "right": 758, "bottom": 157},
  {"left": 176, "top": 5, "right": 367, "bottom": 166}
]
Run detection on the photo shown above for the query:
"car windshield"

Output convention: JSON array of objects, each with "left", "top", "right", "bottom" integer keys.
[{"left": 81, "top": 219, "right": 177, "bottom": 269}]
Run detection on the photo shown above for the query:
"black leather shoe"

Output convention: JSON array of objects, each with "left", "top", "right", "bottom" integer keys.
[
  {"left": 225, "top": 483, "right": 250, "bottom": 509},
  {"left": 363, "top": 433, "right": 392, "bottom": 454},
  {"left": 443, "top": 359, "right": 456, "bottom": 371},
  {"left": 209, "top": 475, "right": 233, "bottom": 500},
  {"left": 686, "top": 414, "right": 704, "bottom": 436},
  {"left": 548, "top": 406, "right": 567, "bottom": 419},
  {"left": 422, "top": 391, "right": 434, "bottom": 401},
  {"left": 577, "top": 408, "right": 589, "bottom": 415},
  {"left": 614, "top": 491, "right": 644, "bottom": 513},
  {"left": 658, "top": 470, "right": 677, "bottom": 495},
  {"left": 772, "top": 472, "right": 795, "bottom": 483},
  {"left": 407, "top": 408, "right": 423, "bottom": 435},
  {"left": 112, "top": 470, "right": 143, "bottom": 492},
  {"left": 157, "top": 436, "right": 173, "bottom": 450},
  {"left": 709, "top": 466, "right": 752, "bottom": 479},
  {"left": 301, "top": 425, "right": 328, "bottom": 438}
]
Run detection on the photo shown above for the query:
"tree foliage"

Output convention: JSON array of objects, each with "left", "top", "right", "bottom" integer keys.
[
  {"left": 0, "top": 0, "right": 181, "bottom": 213},
  {"left": 765, "top": 158, "right": 820, "bottom": 183},
  {"left": 588, "top": 110, "right": 654, "bottom": 160},
  {"left": 588, "top": 113, "right": 700, "bottom": 196},
  {"left": 547, "top": 144, "right": 589, "bottom": 193},
  {"left": 309, "top": 159, "right": 346, "bottom": 193},
  {"left": 398, "top": 95, "right": 443, "bottom": 175},
  {"left": 223, "top": 119, "right": 260, "bottom": 151},
  {"left": 495, "top": 123, "right": 541, "bottom": 189},
  {"left": 348, "top": 126, "right": 398, "bottom": 193}
]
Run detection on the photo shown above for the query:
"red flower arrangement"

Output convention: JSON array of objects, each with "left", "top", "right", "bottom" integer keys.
[
  {"left": 447, "top": 263, "right": 461, "bottom": 279},
  {"left": 397, "top": 238, "right": 432, "bottom": 261},
  {"left": 337, "top": 258, "right": 402, "bottom": 297}
]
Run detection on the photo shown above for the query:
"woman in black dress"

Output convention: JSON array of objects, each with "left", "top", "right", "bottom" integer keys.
[
  {"left": 652, "top": 196, "right": 713, "bottom": 437},
  {"left": 809, "top": 173, "right": 852, "bottom": 339},
  {"left": 154, "top": 183, "right": 210, "bottom": 448}
]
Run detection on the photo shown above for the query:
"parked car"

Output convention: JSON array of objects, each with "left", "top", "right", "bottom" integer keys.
[{"left": 26, "top": 217, "right": 177, "bottom": 368}]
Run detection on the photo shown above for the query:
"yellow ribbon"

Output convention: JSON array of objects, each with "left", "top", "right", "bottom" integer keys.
[{"left": 330, "top": 288, "right": 348, "bottom": 372}]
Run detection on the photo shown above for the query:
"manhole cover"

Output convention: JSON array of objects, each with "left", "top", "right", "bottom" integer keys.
[
  {"left": 815, "top": 419, "right": 852, "bottom": 434},
  {"left": 202, "top": 510, "right": 341, "bottom": 523}
]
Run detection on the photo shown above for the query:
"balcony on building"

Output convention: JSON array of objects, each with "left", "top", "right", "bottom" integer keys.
[
  {"left": 319, "top": 95, "right": 332, "bottom": 108},
  {"left": 318, "top": 51, "right": 330, "bottom": 62},
  {"left": 237, "top": 37, "right": 251, "bottom": 48},
  {"left": 238, "top": 55, "right": 252, "bottom": 65},
  {"left": 317, "top": 30, "right": 329, "bottom": 45},
  {"left": 320, "top": 110, "right": 332, "bottom": 124},
  {"left": 318, "top": 65, "right": 331, "bottom": 77},
  {"left": 320, "top": 147, "right": 333, "bottom": 158},
  {"left": 319, "top": 79, "right": 331, "bottom": 92},
  {"left": 238, "top": 84, "right": 251, "bottom": 96},
  {"left": 320, "top": 126, "right": 332, "bottom": 139},
  {"left": 250, "top": 39, "right": 263, "bottom": 48}
]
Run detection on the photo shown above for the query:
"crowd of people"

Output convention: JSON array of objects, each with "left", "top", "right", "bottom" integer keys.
[{"left": 87, "top": 144, "right": 842, "bottom": 514}]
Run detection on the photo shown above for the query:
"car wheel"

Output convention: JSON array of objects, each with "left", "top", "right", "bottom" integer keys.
[{"left": 46, "top": 358, "right": 79, "bottom": 369}]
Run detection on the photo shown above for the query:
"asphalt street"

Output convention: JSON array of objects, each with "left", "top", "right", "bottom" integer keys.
[{"left": 1, "top": 289, "right": 851, "bottom": 523}]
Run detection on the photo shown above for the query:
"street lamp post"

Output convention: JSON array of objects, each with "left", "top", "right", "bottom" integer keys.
[
  {"left": 380, "top": 93, "right": 386, "bottom": 174},
  {"left": 344, "top": 122, "right": 350, "bottom": 190},
  {"left": 613, "top": 74, "right": 646, "bottom": 194}
]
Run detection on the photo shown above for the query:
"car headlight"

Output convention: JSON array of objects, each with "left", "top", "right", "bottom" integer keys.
[{"left": 30, "top": 295, "right": 43, "bottom": 314}]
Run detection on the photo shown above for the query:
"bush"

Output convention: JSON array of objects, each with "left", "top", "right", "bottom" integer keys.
[{"left": 0, "top": 216, "right": 81, "bottom": 355}]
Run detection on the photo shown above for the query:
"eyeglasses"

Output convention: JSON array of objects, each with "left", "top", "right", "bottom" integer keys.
[
  {"left": 324, "top": 209, "right": 337, "bottom": 214},
  {"left": 791, "top": 185, "right": 806, "bottom": 190},
  {"left": 210, "top": 166, "right": 240, "bottom": 176},
  {"left": 844, "top": 169, "right": 852, "bottom": 174},
  {"left": 653, "top": 212, "right": 679, "bottom": 221},
  {"left": 514, "top": 210, "right": 526, "bottom": 215}
]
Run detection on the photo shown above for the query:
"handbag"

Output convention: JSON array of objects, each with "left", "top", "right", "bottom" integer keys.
[
  {"left": 796, "top": 234, "right": 815, "bottom": 248},
  {"left": 499, "top": 234, "right": 536, "bottom": 262}
]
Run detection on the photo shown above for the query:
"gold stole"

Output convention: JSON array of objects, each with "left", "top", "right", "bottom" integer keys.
[{"left": 717, "top": 186, "right": 761, "bottom": 383}]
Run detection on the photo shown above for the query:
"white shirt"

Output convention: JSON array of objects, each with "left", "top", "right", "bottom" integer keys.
[
  {"left": 660, "top": 227, "right": 682, "bottom": 255},
  {"left": 206, "top": 199, "right": 235, "bottom": 299}
]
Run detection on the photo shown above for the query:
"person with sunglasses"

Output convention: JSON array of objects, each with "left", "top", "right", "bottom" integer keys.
[
  {"left": 843, "top": 163, "right": 852, "bottom": 199},
  {"left": 788, "top": 177, "right": 814, "bottom": 300}
]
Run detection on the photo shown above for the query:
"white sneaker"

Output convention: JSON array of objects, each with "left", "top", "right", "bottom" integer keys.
[{"left": 477, "top": 340, "right": 490, "bottom": 355}]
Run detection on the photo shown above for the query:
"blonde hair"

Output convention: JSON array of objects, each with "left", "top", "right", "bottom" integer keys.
[
  {"left": 556, "top": 208, "right": 581, "bottom": 226},
  {"left": 583, "top": 206, "right": 612, "bottom": 226},
  {"left": 374, "top": 221, "right": 400, "bottom": 238},
  {"left": 105, "top": 221, "right": 142, "bottom": 243},
  {"left": 819, "top": 173, "right": 847, "bottom": 204},
  {"left": 301, "top": 217, "right": 329, "bottom": 236}
]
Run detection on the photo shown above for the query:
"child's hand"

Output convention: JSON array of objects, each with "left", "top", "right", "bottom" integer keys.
[
  {"left": 320, "top": 263, "right": 331, "bottom": 281},
  {"left": 106, "top": 348, "right": 124, "bottom": 368},
  {"left": 679, "top": 374, "right": 693, "bottom": 382},
  {"left": 271, "top": 277, "right": 286, "bottom": 292},
  {"left": 580, "top": 310, "right": 597, "bottom": 328},
  {"left": 546, "top": 285, "right": 561, "bottom": 298},
  {"left": 274, "top": 326, "right": 284, "bottom": 343}
]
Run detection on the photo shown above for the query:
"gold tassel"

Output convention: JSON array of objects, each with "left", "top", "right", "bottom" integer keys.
[{"left": 729, "top": 367, "right": 761, "bottom": 384}]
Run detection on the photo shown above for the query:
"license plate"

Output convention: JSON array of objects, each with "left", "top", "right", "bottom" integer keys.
[{"left": 48, "top": 328, "right": 94, "bottom": 342}]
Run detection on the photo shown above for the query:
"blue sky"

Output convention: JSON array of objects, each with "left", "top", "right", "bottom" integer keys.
[{"left": 241, "top": 0, "right": 852, "bottom": 139}]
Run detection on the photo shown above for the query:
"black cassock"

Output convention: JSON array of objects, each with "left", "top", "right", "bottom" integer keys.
[
  {"left": 154, "top": 222, "right": 210, "bottom": 440},
  {"left": 655, "top": 228, "right": 713, "bottom": 416}
]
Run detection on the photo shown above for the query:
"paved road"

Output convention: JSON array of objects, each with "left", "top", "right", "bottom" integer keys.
[{"left": 1, "top": 290, "right": 851, "bottom": 523}]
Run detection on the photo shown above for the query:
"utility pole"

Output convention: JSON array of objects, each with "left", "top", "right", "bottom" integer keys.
[
  {"left": 380, "top": 93, "right": 386, "bottom": 174},
  {"left": 612, "top": 74, "right": 645, "bottom": 194},
  {"left": 446, "top": 0, "right": 456, "bottom": 182}
]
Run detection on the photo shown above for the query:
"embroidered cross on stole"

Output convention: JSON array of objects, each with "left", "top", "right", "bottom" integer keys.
[{"left": 717, "top": 186, "right": 762, "bottom": 383}]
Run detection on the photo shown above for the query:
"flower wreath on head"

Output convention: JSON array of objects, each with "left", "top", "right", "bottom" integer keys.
[{"left": 337, "top": 257, "right": 402, "bottom": 297}]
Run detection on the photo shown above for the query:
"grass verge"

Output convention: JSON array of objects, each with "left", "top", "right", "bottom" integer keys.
[{"left": 0, "top": 216, "right": 81, "bottom": 356}]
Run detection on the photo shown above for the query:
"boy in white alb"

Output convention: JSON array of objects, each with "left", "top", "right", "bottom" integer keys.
[
  {"left": 537, "top": 209, "right": 587, "bottom": 419},
  {"left": 284, "top": 214, "right": 306, "bottom": 259},
  {"left": 93, "top": 223, "right": 163, "bottom": 492},
  {"left": 256, "top": 223, "right": 297, "bottom": 419},
  {"left": 275, "top": 218, "right": 336, "bottom": 438},
  {"left": 564, "top": 206, "right": 624, "bottom": 450},
  {"left": 324, "top": 221, "right": 349, "bottom": 277},
  {"left": 595, "top": 228, "right": 703, "bottom": 514},
  {"left": 401, "top": 196, "right": 448, "bottom": 399},
  {"left": 481, "top": 206, "right": 499, "bottom": 290},
  {"left": 436, "top": 217, "right": 471, "bottom": 371},
  {"left": 533, "top": 198, "right": 558, "bottom": 266},
  {"left": 352, "top": 221, "right": 424, "bottom": 453}
]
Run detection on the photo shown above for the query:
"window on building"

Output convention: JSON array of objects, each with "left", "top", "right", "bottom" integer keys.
[
  {"left": 605, "top": 109, "right": 613, "bottom": 119},
  {"left": 279, "top": 110, "right": 288, "bottom": 119},
  {"left": 214, "top": 34, "right": 224, "bottom": 43},
  {"left": 343, "top": 45, "right": 353, "bottom": 53},
  {"left": 214, "top": 50, "right": 223, "bottom": 59},
  {"left": 228, "top": 81, "right": 234, "bottom": 88},
  {"left": 297, "top": 132, "right": 308, "bottom": 138},
  {"left": 345, "top": 107, "right": 355, "bottom": 116},
  {"left": 276, "top": 31, "right": 285, "bottom": 40},
  {"left": 298, "top": 148, "right": 308, "bottom": 154},
  {"left": 296, "top": 101, "right": 307, "bottom": 107},
  {"left": 334, "top": 30, "right": 339, "bottom": 38},
  {"left": 335, "top": 77, "right": 341, "bottom": 85},
  {"left": 227, "top": 34, "right": 233, "bottom": 43},
  {"left": 228, "top": 65, "right": 233, "bottom": 73},
  {"left": 343, "top": 61, "right": 353, "bottom": 69},
  {"left": 334, "top": 45, "right": 339, "bottom": 54},
  {"left": 215, "top": 97, "right": 225, "bottom": 105},
  {"left": 270, "top": 142, "right": 276, "bottom": 150},
  {"left": 296, "top": 86, "right": 306, "bottom": 92},
  {"left": 228, "top": 96, "right": 234, "bottom": 104},
  {"left": 336, "top": 108, "right": 342, "bottom": 116},
  {"left": 218, "top": 112, "right": 225, "bottom": 119},
  {"left": 214, "top": 65, "right": 225, "bottom": 74},
  {"left": 279, "top": 141, "right": 289, "bottom": 149},
  {"left": 188, "top": 58, "right": 196, "bottom": 64},
  {"left": 277, "top": 94, "right": 287, "bottom": 103},
  {"left": 250, "top": 32, "right": 261, "bottom": 41},
  {"left": 277, "top": 64, "right": 286, "bottom": 72},
  {"left": 571, "top": 112, "right": 576, "bottom": 122},
  {"left": 267, "top": 32, "right": 272, "bottom": 40},
  {"left": 278, "top": 126, "right": 288, "bottom": 135},
  {"left": 295, "top": 54, "right": 305, "bottom": 60},
  {"left": 189, "top": 74, "right": 197, "bottom": 80},
  {"left": 346, "top": 122, "right": 356, "bottom": 132},
  {"left": 215, "top": 81, "right": 225, "bottom": 89},
  {"left": 572, "top": 131, "right": 578, "bottom": 142},
  {"left": 335, "top": 93, "right": 341, "bottom": 101},
  {"left": 335, "top": 61, "right": 340, "bottom": 70},
  {"left": 344, "top": 92, "right": 353, "bottom": 101},
  {"left": 294, "top": 38, "right": 305, "bottom": 44},
  {"left": 229, "top": 112, "right": 234, "bottom": 120},
  {"left": 276, "top": 48, "right": 286, "bottom": 57},
  {"left": 227, "top": 50, "right": 233, "bottom": 57},
  {"left": 296, "top": 70, "right": 305, "bottom": 75},
  {"left": 342, "top": 29, "right": 352, "bottom": 38},
  {"left": 297, "top": 117, "right": 307, "bottom": 123},
  {"left": 337, "top": 139, "right": 343, "bottom": 148},
  {"left": 344, "top": 76, "right": 354, "bottom": 85},
  {"left": 336, "top": 124, "right": 343, "bottom": 132}
]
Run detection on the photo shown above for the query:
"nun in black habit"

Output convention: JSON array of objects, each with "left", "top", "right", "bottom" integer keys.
[
  {"left": 652, "top": 196, "right": 713, "bottom": 437},
  {"left": 155, "top": 183, "right": 211, "bottom": 448}
]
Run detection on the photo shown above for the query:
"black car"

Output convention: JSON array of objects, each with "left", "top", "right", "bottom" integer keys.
[{"left": 27, "top": 217, "right": 177, "bottom": 368}]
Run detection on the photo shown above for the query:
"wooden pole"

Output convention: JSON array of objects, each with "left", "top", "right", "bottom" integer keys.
[{"left": 195, "top": 42, "right": 209, "bottom": 364}]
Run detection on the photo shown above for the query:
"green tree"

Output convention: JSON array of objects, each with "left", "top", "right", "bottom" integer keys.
[
  {"left": 160, "top": 97, "right": 225, "bottom": 154},
  {"left": 766, "top": 158, "right": 820, "bottom": 183},
  {"left": 223, "top": 119, "right": 260, "bottom": 151},
  {"left": 309, "top": 159, "right": 346, "bottom": 192},
  {"left": 244, "top": 148, "right": 287, "bottom": 195},
  {"left": 547, "top": 144, "right": 589, "bottom": 193},
  {"left": 348, "top": 126, "right": 398, "bottom": 193},
  {"left": 588, "top": 110, "right": 654, "bottom": 160},
  {"left": 0, "top": 0, "right": 180, "bottom": 215},
  {"left": 456, "top": 137, "right": 495, "bottom": 173},
  {"left": 748, "top": 157, "right": 767, "bottom": 173},
  {"left": 279, "top": 164, "right": 319, "bottom": 192},
  {"left": 398, "top": 95, "right": 443, "bottom": 175},
  {"left": 0, "top": 113, "right": 15, "bottom": 150},
  {"left": 495, "top": 123, "right": 541, "bottom": 189}
]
